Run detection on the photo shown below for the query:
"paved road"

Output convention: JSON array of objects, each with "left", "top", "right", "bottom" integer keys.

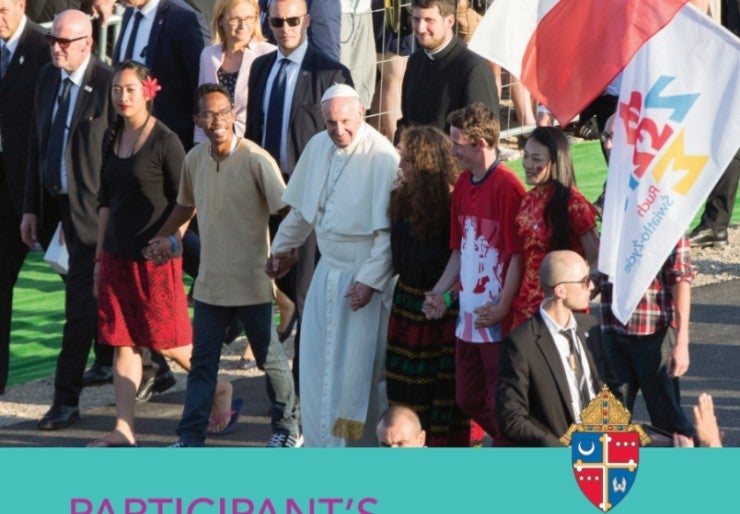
[{"left": 0, "top": 280, "right": 737, "bottom": 447}]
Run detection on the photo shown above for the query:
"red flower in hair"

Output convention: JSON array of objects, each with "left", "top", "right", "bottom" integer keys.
[{"left": 142, "top": 77, "right": 162, "bottom": 100}]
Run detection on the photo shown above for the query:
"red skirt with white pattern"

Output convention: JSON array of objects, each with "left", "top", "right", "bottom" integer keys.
[{"left": 97, "top": 251, "right": 192, "bottom": 350}]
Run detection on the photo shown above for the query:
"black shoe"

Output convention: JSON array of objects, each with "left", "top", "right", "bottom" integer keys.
[
  {"left": 689, "top": 227, "right": 728, "bottom": 248},
  {"left": 136, "top": 370, "right": 176, "bottom": 403},
  {"left": 37, "top": 404, "right": 80, "bottom": 430},
  {"left": 82, "top": 363, "right": 113, "bottom": 387}
]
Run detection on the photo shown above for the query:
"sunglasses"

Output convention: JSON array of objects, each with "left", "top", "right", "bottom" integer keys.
[
  {"left": 552, "top": 275, "right": 592, "bottom": 289},
  {"left": 44, "top": 34, "right": 87, "bottom": 49},
  {"left": 269, "top": 14, "right": 305, "bottom": 28}
]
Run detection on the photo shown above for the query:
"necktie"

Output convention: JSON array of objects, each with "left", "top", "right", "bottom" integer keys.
[
  {"left": 561, "top": 328, "right": 591, "bottom": 411},
  {"left": 0, "top": 44, "right": 10, "bottom": 78},
  {"left": 263, "top": 58, "right": 290, "bottom": 164},
  {"left": 44, "top": 78, "right": 73, "bottom": 195},
  {"left": 124, "top": 11, "right": 144, "bottom": 62}
]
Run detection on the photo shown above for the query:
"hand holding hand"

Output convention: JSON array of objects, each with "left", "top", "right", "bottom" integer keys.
[
  {"left": 265, "top": 250, "right": 297, "bottom": 279},
  {"left": 422, "top": 292, "right": 446, "bottom": 320},
  {"left": 143, "top": 236, "right": 175, "bottom": 265}
]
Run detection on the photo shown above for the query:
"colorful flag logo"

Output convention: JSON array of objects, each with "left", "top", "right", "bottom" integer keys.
[
  {"left": 562, "top": 386, "right": 650, "bottom": 511},
  {"left": 599, "top": 5, "right": 740, "bottom": 322}
]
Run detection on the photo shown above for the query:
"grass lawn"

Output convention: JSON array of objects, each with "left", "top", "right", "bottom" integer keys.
[{"left": 7, "top": 141, "right": 738, "bottom": 386}]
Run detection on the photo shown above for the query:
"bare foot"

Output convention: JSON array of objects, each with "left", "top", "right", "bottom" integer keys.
[
  {"left": 87, "top": 430, "right": 136, "bottom": 447},
  {"left": 209, "top": 380, "right": 233, "bottom": 433}
]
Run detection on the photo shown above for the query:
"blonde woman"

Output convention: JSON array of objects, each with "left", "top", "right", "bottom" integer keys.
[{"left": 196, "top": 0, "right": 275, "bottom": 143}]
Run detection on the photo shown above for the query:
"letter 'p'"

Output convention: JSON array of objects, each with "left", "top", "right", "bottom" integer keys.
[{"left": 71, "top": 499, "right": 93, "bottom": 514}]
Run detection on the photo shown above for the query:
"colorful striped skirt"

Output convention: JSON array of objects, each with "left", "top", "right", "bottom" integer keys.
[{"left": 386, "top": 280, "right": 471, "bottom": 447}]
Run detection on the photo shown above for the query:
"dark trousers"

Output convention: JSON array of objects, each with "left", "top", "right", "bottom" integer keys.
[
  {"left": 698, "top": 149, "right": 740, "bottom": 232},
  {"left": 0, "top": 158, "right": 57, "bottom": 391},
  {"left": 177, "top": 301, "right": 299, "bottom": 446},
  {"left": 0, "top": 171, "right": 29, "bottom": 391},
  {"left": 602, "top": 327, "right": 695, "bottom": 438},
  {"left": 53, "top": 196, "right": 109, "bottom": 406}
]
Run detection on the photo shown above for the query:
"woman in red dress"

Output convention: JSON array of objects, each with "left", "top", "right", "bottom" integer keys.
[
  {"left": 510, "top": 127, "right": 599, "bottom": 328},
  {"left": 89, "top": 62, "right": 235, "bottom": 446}
]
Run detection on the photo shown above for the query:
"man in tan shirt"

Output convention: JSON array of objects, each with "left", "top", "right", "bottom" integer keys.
[{"left": 147, "top": 83, "right": 301, "bottom": 447}]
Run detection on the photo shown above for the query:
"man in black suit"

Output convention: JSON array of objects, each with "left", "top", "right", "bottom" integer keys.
[
  {"left": 20, "top": 9, "right": 116, "bottom": 429},
  {"left": 0, "top": 0, "right": 51, "bottom": 395},
  {"left": 496, "top": 250, "right": 603, "bottom": 447},
  {"left": 246, "top": 0, "right": 351, "bottom": 177},
  {"left": 113, "top": 0, "right": 209, "bottom": 148},
  {"left": 246, "top": 0, "right": 351, "bottom": 390}
]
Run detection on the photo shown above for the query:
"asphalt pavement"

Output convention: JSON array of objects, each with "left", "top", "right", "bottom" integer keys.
[{"left": 0, "top": 279, "right": 737, "bottom": 447}]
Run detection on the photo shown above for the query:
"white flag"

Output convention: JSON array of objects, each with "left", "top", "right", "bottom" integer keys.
[{"left": 599, "top": 5, "right": 740, "bottom": 323}]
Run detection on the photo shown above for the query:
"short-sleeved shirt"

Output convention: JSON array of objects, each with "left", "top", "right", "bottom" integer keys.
[
  {"left": 512, "top": 184, "right": 598, "bottom": 323},
  {"left": 450, "top": 162, "right": 525, "bottom": 343},
  {"left": 178, "top": 137, "right": 286, "bottom": 306}
]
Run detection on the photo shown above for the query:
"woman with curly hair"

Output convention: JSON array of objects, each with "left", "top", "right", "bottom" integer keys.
[
  {"left": 89, "top": 62, "right": 235, "bottom": 447},
  {"left": 510, "top": 126, "right": 599, "bottom": 329},
  {"left": 386, "top": 126, "right": 470, "bottom": 447}
]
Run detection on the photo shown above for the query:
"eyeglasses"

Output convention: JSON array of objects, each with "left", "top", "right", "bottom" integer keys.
[
  {"left": 552, "top": 275, "right": 592, "bottom": 289},
  {"left": 44, "top": 34, "right": 87, "bottom": 49},
  {"left": 226, "top": 15, "right": 256, "bottom": 27},
  {"left": 269, "top": 14, "right": 305, "bottom": 28},
  {"left": 196, "top": 107, "right": 233, "bottom": 123}
]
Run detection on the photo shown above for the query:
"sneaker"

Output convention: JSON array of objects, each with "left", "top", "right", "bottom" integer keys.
[
  {"left": 237, "top": 357, "right": 257, "bottom": 370},
  {"left": 267, "top": 431, "right": 304, "bottom": 448},
  {"left": 168, "top": 441, "right": 189, "bottom": 448}
]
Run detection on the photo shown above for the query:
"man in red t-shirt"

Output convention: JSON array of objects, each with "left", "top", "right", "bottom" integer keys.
[{"left": 423, "top": 102, "right": 525, "bottom": 445}]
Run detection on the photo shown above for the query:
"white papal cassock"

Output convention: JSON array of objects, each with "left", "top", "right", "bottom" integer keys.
[{"left": 272, "top": 123, "right": 399, "bottom": 446}]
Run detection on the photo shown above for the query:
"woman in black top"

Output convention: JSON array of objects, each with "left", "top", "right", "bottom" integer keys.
[
  {"left": 90, "top": 62, "right": 236, "bottom": 447},
  {"left": 386, "top": 125, "right": 471, "bottom": 446}
]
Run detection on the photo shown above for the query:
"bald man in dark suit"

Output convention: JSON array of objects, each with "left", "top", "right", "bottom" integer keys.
[
  {"left": 21, "top": 10, "right": 116, "bottom": 429},
  {"left": 496, "top": 251, "right": 604, "bottom": 447}
]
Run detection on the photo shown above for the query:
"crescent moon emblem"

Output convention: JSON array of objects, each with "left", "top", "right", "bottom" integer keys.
[{"left": 578, "top": 441, "right": 595, "bottom": 456}]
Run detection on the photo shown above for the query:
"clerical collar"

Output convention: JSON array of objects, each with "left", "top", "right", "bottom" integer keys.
[{"left": 424, "top": 34, "right": 454, "bottom": 60}]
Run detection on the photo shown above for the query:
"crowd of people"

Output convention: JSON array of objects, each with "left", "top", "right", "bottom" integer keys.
[{"left": 0, "top": 0, "right": 735, "bottom": 448}]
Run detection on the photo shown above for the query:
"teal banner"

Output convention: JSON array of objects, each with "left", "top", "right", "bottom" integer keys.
[{"left": 0, "top": 448, "right": 733, "bottom": 513}]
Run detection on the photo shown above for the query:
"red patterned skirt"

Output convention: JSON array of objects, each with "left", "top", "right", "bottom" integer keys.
[{"left": 97, "top": 251, "right": 192, "bottom": 350}]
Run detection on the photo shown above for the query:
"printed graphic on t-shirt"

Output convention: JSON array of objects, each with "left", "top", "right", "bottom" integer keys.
[{"left": 457, "top": 215, "right": 503, "bottom": 343}]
